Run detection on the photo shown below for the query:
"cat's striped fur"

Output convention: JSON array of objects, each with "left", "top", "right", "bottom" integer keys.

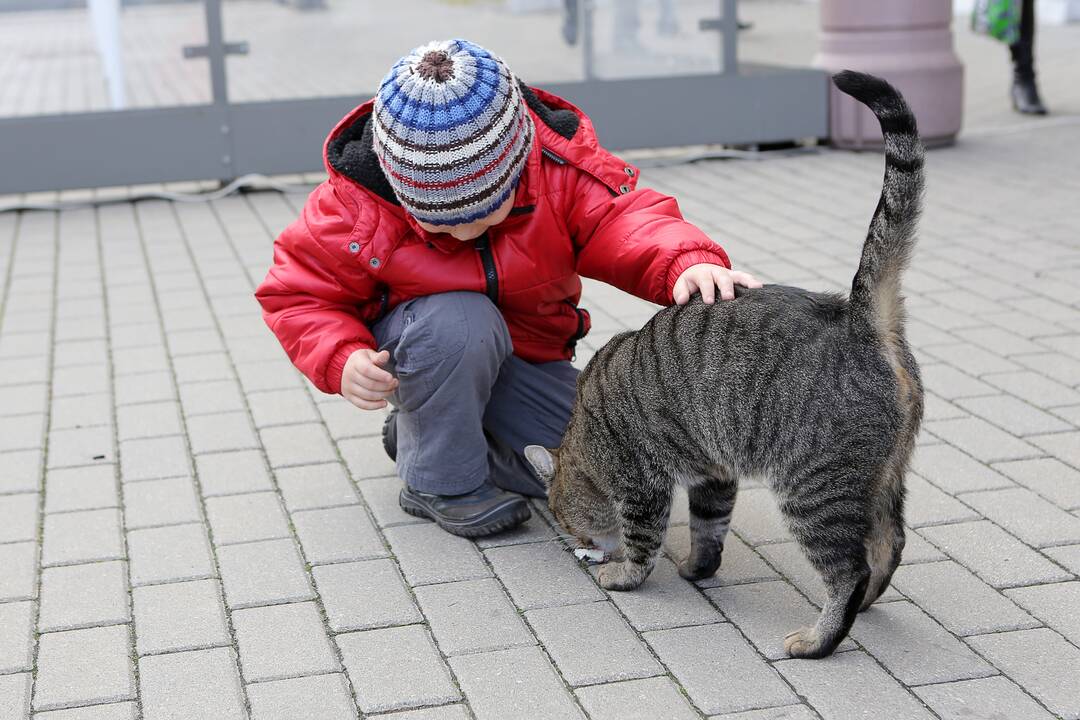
[{"left": 526, "top": 71, "right": 925, "bottom": 659}]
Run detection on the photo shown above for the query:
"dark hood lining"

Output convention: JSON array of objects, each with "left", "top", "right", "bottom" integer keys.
[{"left": 326, "top": 81, "right": 580, "bottom": 203}]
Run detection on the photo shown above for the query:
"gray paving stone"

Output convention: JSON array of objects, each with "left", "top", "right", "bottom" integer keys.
[
  {"left": 186, "top": 412, "right": 259, "bottom": 455},
  {"left": 646, "top": 623, "right": 796, "bottom": 715},
  {"left": 0, "top": 673, "right": 30, "bottom": 720},
  {"left": 194, "top": 449, "right": 273, "bottom": 497},
  {"left": 706, "top": 581, "right": 854, "bottom": 660},
  {"left": 127, "top": 523, "right": 215, "bottom": 586},
  {"left": 1028, "top": 430, "right": 1080, "bottom": 468},
  {"left": 890, "top": 560, "right": 1038, "bottom": 636},
  {"left": 338, "top": 436, "right": 396, "bottom": 480},
  {"left": 850, "top": 600, "right": 994, "bottom": 685},
  {"left": 984, "top": 370, "right": 1080, "bottom": 408},
  {"left": 44, "top": 465, "right": 118, "bottom": 514},
  {"left": 172, "top": 353, "right": 234, "bottom": 385},
  {"left": 449, "top": 646, "right": 584, "bottom": 720},
  {"left": 967, "top": 628, "right": 1080, "bottom": 720},
  {"left": 993, "top": 457, "right": 1080, "bottom": 510},
  {"left": 0, "top": 383, "right": 48, "bottom": 417},
  {"left": 528, "top": 601, "right": 661, "bottom": 686},
  {"left": 0, "top": 414, "right": 45, "bottom": 454},
  {"left": 962, "top": 487, "right": 1080, "bottom": 547},
  {"left": 32, "top": 624, "right": 136, "bottom": 712},
  {"left": 248, "top": 673, "right": 358, "bottom": 720},
  {"left": 898, "top": 529, "right": 949, "bottom": 564},
  {"left": 42, "top": 508, "right": 123, "bottom": 566},
  {"left": 484, "top": 542, "right": 602, "bottom": 610},
  {"left": 709, "top": 707, "right": 821, "bottom": 720},
  {"left": 0, "top": 600, "right": 34, "bottom": 674},
  {"left": 216, "top": 538, "right": 314, "bottom": 609},
  {"left": 909, "top": 444, "right": 1014, "bottom": 494},
  {"left": 39, "top": 561, "right": 129, "bottom": 632},
  {"left": 1005, "top": 581, "right": 1080, "bottom": 646},
  {"left": 337, "top": 625, "right": 459, "bottom": 714},
  {"left": 1014, "top": 351, "right": 1080, "bottom": 387},
  {"left": 205, "top": 491, "right": 290, "bottom": 545},
  {"left": 247, "top": 388, "right": 320, "bottom": 429},
  {"left": 132, "top": 579, "right": 230, "bottom": 655},
  {"left": 277, "top": 463, "right": 358, "bottom": 511},
  {"left": 50, "top": 393, "right": 112, "bottom": 431},
  {"left": 116, "top": 401, "right": 183, "bottom": 441},
  {"left": 930, "top": 679, "right": 1044, "bottom": 720},
  {"left": 119, "top": 436, "right": 190, "bottom": 482},
  {"left": 259, "top": 424, "right": 337, "bottom": 468},
  {"left": 46, "top": 427, "right": 114, "bottom": 469},
  {"left": 233, "top": 601, "right": 339, "bottom": 682},
  {"left": 598, "top": 556, "right": 721, "bottom": 631},
  {"left": 111, "top": 345, "right": 170, "bottom": 378},
  {"left": 356, "top": 476, "right": 425, "bottom": 528},
  {"left": 122, "top": 476, "right": 201, "bottom": 529},
  {"left": 414, "top": 578, "right": 533, "bottom": 656},
  {"left": 576, "top": 676, "right": 700, "bottom": 720},
  {"left": 0, "top": 542, "right": 37, "bottom": 602},
  {"left": 0, "top": 449, "right": 42, "bottom": 494},
  {"left": 920, "top": 364, "right": 997, "bottom": 400},
  {"left": 775, "top": 650, "right": 933, "bottom": 720},
  {"left": 368, "top": 706, "right": 470, "bottom": 720},
  {"left": 919, "top": 520, "right": 1072, "bottom": 588},
  {"left": 923, "top": 417, "right": 1040, "bottom": 463},
  {"left": 904, "top": 474, "right": 981, "bottom": 527},
  {"left": 1044, "top": 543, "right": 1080, "bottom": 575},
  {"left": 384, "top": 523, "right": 490, "bottom": 586},
  {"left": 312, "top": 559, "right": 421, "bottom": 632},
  {"left": 35, "top": 701, "right": 139, "bottom": 719},
  {"left": 730, "top": 487, "right": 792, "bottom": 545},
  {"left": 178, "top": 379, "right": 246, "bottom": 417},
  {"left": 113, "top": 372, "right": 177, "bottom": 408},
  {"left": 474, "top": 508, "right": 560, "bottom": 547},
  {"left": 139, "top": 647, "right": 246, "bottom": 720},
  {"left": 292, "top": 505, "right": 386, "bottom": 564},
  {"left": 955, "top": 394, "right": 1073, "bottom": 436}
]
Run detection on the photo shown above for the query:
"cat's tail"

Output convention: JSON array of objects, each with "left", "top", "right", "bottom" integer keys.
[{"left": 833, "top": 70, "right": 925, "bottom": 342}]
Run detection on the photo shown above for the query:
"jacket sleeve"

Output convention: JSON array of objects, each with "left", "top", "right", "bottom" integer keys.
[
  {"left": 254, "top": 200, "right": 380, "bottom": 396},
  {"left": 567, "top": 170, "right": 730, "bottom": 305}
]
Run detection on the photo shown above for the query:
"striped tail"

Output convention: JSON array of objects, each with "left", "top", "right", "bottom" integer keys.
[{"left": 833, "top": 70, "right": 925, "bottom": 342}]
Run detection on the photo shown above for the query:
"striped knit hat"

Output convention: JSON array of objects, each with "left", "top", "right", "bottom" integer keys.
[{"left": 372, "top": 39, "right": 534, "bottom": 226}]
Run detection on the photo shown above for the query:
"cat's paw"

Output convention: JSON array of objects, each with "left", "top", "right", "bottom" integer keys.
[
  {"left": 598, "top": 561, "right": 647, "bottom": 591},
  {"left": 784, "top": 627, "right": 826, "bottom": 659},
  {"left": 678, "top": 556, "right": 721, "bottom": 581}
]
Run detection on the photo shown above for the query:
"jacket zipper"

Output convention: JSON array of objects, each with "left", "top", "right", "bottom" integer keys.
[{"left": 474, "top": 233, "right": 499, "bottom": 304}]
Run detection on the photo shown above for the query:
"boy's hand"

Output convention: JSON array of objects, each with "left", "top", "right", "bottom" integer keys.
[
  {"left": 342, "top": 349, "right": 399, "bottom": 410},
  {"left": 673, "top": 263, "right": 762, "bottom": 305}
]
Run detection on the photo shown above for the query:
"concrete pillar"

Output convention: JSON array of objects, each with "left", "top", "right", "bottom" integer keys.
[{"left": 814, "top": 1, "right": 964, "bottom": 148}]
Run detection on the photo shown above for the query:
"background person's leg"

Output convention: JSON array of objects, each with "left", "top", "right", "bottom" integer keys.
[
  {"left": 483, "top": 357, "right": 579, "bottom": 497},
  {"left": 1009, "top": 0, "right": 1047, "bottom": 113},
  {"left": 373, "top": 291, "right": 513, "bottom": 496}
]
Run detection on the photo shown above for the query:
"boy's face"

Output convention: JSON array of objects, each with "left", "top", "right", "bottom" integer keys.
[{"left": 414, "top": 190, "right": 516, "bottom": 241}]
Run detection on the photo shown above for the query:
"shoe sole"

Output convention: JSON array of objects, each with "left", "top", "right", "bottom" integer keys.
[{"left": 399, "top": 492, "right": 531, "bottom": 538}]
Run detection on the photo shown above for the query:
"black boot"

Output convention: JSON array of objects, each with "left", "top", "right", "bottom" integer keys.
[
  {"left": 399, "top": 481, "right": 531, "bottom": 538},
  {"left": 1011, "top": 76, "right": 1048, "bottom": 115},
  {"left": 382, "top": 409, "right": 398, "bottom": 461}
]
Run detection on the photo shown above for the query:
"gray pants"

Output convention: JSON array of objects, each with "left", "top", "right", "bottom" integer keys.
[{"left": 372, "top": 291, "right": 579, "bottom": 497}]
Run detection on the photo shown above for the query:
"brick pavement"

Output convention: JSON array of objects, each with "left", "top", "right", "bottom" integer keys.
[{"left": 2, "top": 28, "right": 1080, "bottom": 720}]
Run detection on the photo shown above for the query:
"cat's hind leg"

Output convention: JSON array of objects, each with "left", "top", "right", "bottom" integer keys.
[
  {"left": 861, "top": 464, "right": 906, "bottom": 611},
  {"left": 598, "top": 473, "right": 672, "bottom": 592},
  {"left": 777, "top": 467, "right": 871, "bottom": 659},
  {"left": 679, "top": 471, "right": 737, "bottom": 581}
]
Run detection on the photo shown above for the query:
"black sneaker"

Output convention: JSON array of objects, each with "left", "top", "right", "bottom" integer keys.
[
  {"left": 398, "top": 481, "right": 531, "bottom": 538},
  {"left": 382, "top": 409, "right": 398, "bottom": 462}
]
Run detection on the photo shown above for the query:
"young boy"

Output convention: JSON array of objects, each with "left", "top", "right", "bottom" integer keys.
[{"left": 256, "top": 40, "right": 760, "bottom": 538}]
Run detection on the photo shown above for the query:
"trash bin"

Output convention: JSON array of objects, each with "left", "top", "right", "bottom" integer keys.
[{"left": 814, "top": 0, "right": 964, "bottom": 148}]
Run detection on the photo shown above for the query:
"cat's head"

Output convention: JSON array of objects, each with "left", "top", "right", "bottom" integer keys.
[{"left": 524, "top": 444, "right": 621, "bottom": 555}]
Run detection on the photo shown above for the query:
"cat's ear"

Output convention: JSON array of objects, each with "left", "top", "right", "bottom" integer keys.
[{"left": 524, "top": 445, "right": 559, "bottom": 484}]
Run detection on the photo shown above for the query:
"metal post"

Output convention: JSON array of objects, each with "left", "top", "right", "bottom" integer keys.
[
  {"left": 204, "top": 0, "right": 229, "bottom": 106},
  {"left": 722, "top": 0, "right": 738, "bottom": 75}
]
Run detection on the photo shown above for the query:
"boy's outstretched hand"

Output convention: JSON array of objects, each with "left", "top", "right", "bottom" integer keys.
[
  {"left": 673, "top": 263, "right": 762, "bottom": 305},
  {"left": 342, "top": 348, "right": 399, "bottom": 410}
]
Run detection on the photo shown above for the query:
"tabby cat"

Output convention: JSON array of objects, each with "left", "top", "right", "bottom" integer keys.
[{"left": 525, "top": 71, "right": 925, "bottom": 659}]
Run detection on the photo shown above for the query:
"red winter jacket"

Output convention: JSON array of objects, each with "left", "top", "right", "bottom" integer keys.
[{"left": 255, "top": 86, "right": 730, "bottom": 395}]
